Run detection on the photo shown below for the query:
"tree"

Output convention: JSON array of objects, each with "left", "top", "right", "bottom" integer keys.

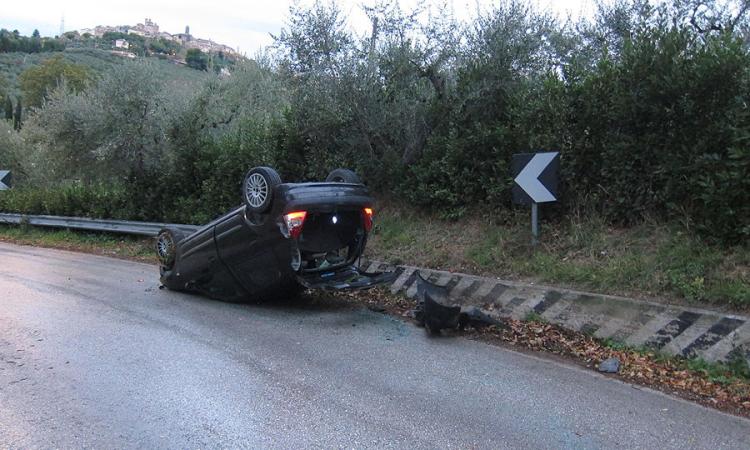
[
  {"left": 18, "top": 55, "right": 90, "bottom": 108},
  {"left": 29, "top": 32, "right": 42, "bottom": 52},
  {"left": 0, "top": 119, "right": 25, "bottom": 183},
  {"left": 0, "top": 28, "right": 57, "bottom": 53},
  {"left": 0, "top": 74, "right": 7, "bottom": 100},
  {"left": 149, "top": 38, "right": 180, "bottom": 56},
  {"left": 13, "top": 98, "right": 21, "bottom": 130},
  {"left": 186, "top": 48, "right": 208, "bottom": 70},
  {"left": 96, "top": 62, "right": 165, "bottom": 175},
  {"left": 4, "top": 95, "right": 12, "bottom": 120},
  {"left": 22, "top": 60, "right": 184, "bottom": 186},
  {"left": 273, "top": 0, "right": 352, "bottom": 75}
]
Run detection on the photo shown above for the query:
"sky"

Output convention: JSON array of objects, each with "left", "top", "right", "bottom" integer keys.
[{"left": 1, "top": 0, "right": 598, "bottom": 55}]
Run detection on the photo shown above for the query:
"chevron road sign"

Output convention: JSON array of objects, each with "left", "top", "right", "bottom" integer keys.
[
  {"left": 0, "top": 170, "right": 10, "bottom": 190},
  {"left": 511, "top": 152, "right": 559, "bottom": 205},
  {"left": 511, "top": 152, "right": 559, "bottom": 245}
]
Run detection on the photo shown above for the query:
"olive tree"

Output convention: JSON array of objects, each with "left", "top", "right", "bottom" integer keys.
[
  {"left": 19, "top": 60, "right": 185, "bottom": 185},
  {"left": 19, "top": 55, "right": 91, "bottom": 108}
]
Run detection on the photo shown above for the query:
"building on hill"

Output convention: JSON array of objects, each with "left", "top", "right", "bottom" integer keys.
[
  {"left": 217, "top": 44, "right": 236, "bottom": 55},
  {"left": 130, "top": 18, "right": 159, "bottom": 37},
  {"left": 143, "top": 18, "right": 159, "bottom": 35},
  {"left": 159, "top": 31, "right": 178, "bottom": 42},
  {"left": 94, "top": 25, "right": 126, "bottom": 37},
  {"left": 183, "top": 37, "right": 238, "bottom": 56},
  {"left": 185, "top": 38, "right": 214, "bottom": 53},
  {"left": 78, "top": 19, "right": 239, "bottom": 58}
]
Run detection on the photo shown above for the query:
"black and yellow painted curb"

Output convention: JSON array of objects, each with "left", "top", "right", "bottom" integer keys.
[{"left": 360, "top": 259, "right": 750, "bottom": 365}]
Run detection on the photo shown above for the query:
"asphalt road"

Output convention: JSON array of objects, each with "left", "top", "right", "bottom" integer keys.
[{"left": 1, "top": 242, "right": 749, "bottom": 449}]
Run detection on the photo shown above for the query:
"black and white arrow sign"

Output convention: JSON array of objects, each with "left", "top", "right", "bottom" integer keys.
[
  {"left": 511, "top": 152, "right": 559, "bottom": 204},
  {"left": 0, "top": 170, "right": 10, "bottom": 190}
]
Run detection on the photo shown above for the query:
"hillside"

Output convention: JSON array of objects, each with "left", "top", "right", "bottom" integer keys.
[{"left": 0, "top": 48, "right": 209, "bottom": 98}]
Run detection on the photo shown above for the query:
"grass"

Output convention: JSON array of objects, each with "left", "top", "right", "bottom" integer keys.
[
  {"left": 685, "top": 357, "right": 750, "bottom": 385},
  {"left": 0, "top": 224, "right": 154, "bottom": 262},
  {"left": 523, "top": 311, "right": 547, "bottom": 323},
  {"left": 365, "top": 204, "right": 750, "bottom": 309}
]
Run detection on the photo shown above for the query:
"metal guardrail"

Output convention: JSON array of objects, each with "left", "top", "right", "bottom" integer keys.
[{"left": 0, "top": 213, "right": 200, "bottom": 237}]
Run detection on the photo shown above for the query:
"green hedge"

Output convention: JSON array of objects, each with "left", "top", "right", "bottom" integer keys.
[{"left": 0, "top": 184, "right": 131, "bottom": 219}]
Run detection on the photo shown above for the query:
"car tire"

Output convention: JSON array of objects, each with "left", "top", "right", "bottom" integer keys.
[
  {"left": 243, "top": 166, "right": 282, "bottom": 213},
  {"left": 156, "top": 227, "right": 187, "bottom": 269},
  {"left": 325, "top": 168, "right": 361, "bottom": 184}
]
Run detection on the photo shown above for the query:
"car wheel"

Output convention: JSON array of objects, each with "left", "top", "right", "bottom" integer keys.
[
  {"left": 325, "top": 168, "right": 361, "bottom": 184},
  {"left": 156, "top": 228, "right": 187, "bottom": 269},
  {"left": 243, "top": 166, "right": 282, "bottom": 213}
]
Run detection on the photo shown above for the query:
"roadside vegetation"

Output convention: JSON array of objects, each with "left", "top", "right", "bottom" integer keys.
[
  {"left": 3, "top": 206, "right": 746, "bottom": 309},
  {"left": 0, "top": 0, "right": 749, "bottom": 307},
  {"left": 367, "top": 205, "right": 750, "bottom": 308},
  {"left": 0, "top": 224, "right": 153, "bottom": 262}
]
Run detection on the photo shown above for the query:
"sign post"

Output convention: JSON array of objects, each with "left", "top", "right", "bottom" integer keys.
[
  {"left": 0, "top": 170, "right": 11, "bottom": 190},
  {"left": 511, "top": 152, "right": 559, "bottom": 245}
]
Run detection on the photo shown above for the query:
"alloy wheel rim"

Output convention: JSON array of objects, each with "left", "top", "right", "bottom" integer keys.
[
  {"left": 157, "top": 234, "right": 173, "bottom": 263},
  {"left": 245, "top": 173, "right": 268, "bottom": 208}
]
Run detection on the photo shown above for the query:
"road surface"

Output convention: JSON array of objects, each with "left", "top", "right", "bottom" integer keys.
[{"left": 1, "top": 242, "right": 748, "bottom": 449}]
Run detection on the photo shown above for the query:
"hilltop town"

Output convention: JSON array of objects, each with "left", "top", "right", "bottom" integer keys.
[{"left": 76, "top": 18, "right": 238, "bottom": 57}]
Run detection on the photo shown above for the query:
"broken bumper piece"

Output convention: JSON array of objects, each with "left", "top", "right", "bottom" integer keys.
[{"left": 297, "top": 266, "right": 398, "bottom": 291}]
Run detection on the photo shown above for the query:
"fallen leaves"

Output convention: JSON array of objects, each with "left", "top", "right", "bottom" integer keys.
[
  {"left": 476, "top": 318, "right": 750, "bottom": 416},
  {"left": 338, "top": 287, "right": 750, "bottom": 418}
]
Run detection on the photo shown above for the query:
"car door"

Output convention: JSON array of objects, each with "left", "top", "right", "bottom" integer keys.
[{"left": 213, "top": 208, "right": 287, "bottom": 296}]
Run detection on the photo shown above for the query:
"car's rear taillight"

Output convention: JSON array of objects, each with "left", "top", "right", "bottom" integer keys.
[
  {"left": 284, "top": 211, "right": 307, "bottom": 239},
  {"left": 362, "top": 207, "right": 373, "bottom": 232}
]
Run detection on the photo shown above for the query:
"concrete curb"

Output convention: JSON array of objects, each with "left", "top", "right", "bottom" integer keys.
[{"left": 360, "top": 259, "right": 750, "bottom": 365}]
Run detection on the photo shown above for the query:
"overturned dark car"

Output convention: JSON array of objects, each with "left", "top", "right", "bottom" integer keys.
[{"left": 156, "top": 167, "right": 396, "bottom": 301}]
